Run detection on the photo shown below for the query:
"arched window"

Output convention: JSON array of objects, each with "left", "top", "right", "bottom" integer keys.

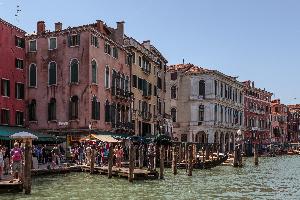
[
  {"left": 171, "top": 108, "right": 177, "bottom": 122},
  {"left": 69, "top": 96, "right": 79, "bottom": 120},
  {"left": 91, "top": 96, "right": 100, "bottom": 120},
  {"left": 91, "top": 60, "right": 97, "bottom": 84},
  {"left": 70, "top": 59, "right": 79, "bottom": 83},
  {"left": 125, "top": 76, "right": 129, "bottom": 92},
  {"left": 29, "top": 64, "right": 37, "bottom": 87},
  {"left": 28, "top": 99, "right": 36, "bottom": 121},
  {"left": 105, "top": 66, "right": 110, "bottom": 88},
  {"left": 121, "top": 74, "right": 125, "bottom": 91},
  {"left": 199, "top": 105, "right": 204, "bottom": 122},
  {"left": 105, "top": 100, "right": 111, "bottom": 122},
  {"left": 48, "top": 61, "right": 57, "bottom": 85},
  {"left": 171, "top": 85, "right": 176, "bottom": 99},
  {"left": 199, "top": 80, "right": 205, "bottom": 97},
  {"left": 48, "top": 98, "right": 56, "bottom": 121}
]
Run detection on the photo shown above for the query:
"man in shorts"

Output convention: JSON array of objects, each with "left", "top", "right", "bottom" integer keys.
[{"left": 10, "top": 142, "right": 23, "bottom": 183}]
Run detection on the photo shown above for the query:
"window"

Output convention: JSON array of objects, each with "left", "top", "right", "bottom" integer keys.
[
  {"left": 29, "top": 64, "right": 37, "bottom": 87},
  {"left": 91, "top": 60, "right": 97, "bottom": 84},
  {"left": 15, "top": 58, "right": 24, "bottom": 69},
  {"left": 132, "top": 52, "right": 136, "bottom": 64},
  {"left": 215, "top": 80, "right": 218, "bottom": 95},
  {"left": 171, "top": 108, "right": 177, "bottom": 122},
  {"left": 48, "top": 62, "right": 57, "bottom": 85},
  {"left": 138, "top": 56, "right": 142, "bottom": 67},
  {"left": 15, "top": 83, "right": 24, "bottom": 99},
  {"left": 105, "top": 100, "right": 111, "bottom": 122},
  {"left": 15, "top": 36, "right": 25, "bottom": 48},
  {"left": 154, "top": 86, "right": 157, "bottom": 96},
  {"left": 15, "top": 111, "right": 24, "bottom": 126},
  {"left": 70, "top": 59, "right": 79, "bottom": 83},
  {"left": 28, "top": 99, "right": 37, "bottom": 121},
  {"left": 1, "top": 79, "right": 10, "bottom": 97},
  {"left": 68, "top": 34, "right": 80, "bottom": 47},
  {"left": 91, "top": 96, "right": 100, "bottom": 120},
  {"left": 132, "top": 75, "right": 137, "bottom": 88},
  {"left": 91, "top": 35, "right": 99, "bottom": 47},
  {"left": 0, "top": 109, "right": 10, "bottom": 125},
  {"left": 181, "top": 134, "right": 187, "bottom": 142},
  {"left": 157, "top": 77, "right": 162, "bottom": 89},
  {"left": 221, "top": 83, "right": 224, "bottom": 97},
  {"left": 214, "top": 105, "right": 218, "bottom": 121},
  {"left": 199, "top": 80, "right": 205, "bottom": 97},
  {"left": 171, "top": 86, "right": 177, "bottom": 99},
  {"left": 48, "top": 98, "right": 56, "bottom": 121},
  {"left": 49, "top": 37, "right": 57, "bottom": 50},
  {"left": 199, "top": 105, "right": 204, "bottom": 122},
  {"left": 112, "top": 47, "right": 118, "bottom": 59},
  {"left": 29, "top": 40, "right": 37, "bottom": 52},
  {"left": 69, "top": 96, "right": 79, "bottom": 120},
  {"left": 171, "top": 72, "right": 177, "bottom": 80},
  {"left": 138, "top": 77, "right": 143, "bottom": 90},
  {"left": 104, "top": 43, "right": 111, "bottom": 55},
  {"left": 105, "top": 66, "right": 110, "bottom": 88},
  {"left": 125, "top": 76, "right": 129, "bottom": 92}
]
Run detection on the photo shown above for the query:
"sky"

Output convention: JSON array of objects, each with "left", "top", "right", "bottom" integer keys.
[{"left": 1, "top": 0, "right": 299, "bottom": 104}]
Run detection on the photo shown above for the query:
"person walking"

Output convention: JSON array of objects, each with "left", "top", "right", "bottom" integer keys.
[
  {"left": 10, "top": 142, "right": 23, "bottom": 183},
  {"left": 3, "top": 146, "right": 10, "bottom": 175},
  {"left": 0, "top": 145, "right": 4, "bottom": 180}
]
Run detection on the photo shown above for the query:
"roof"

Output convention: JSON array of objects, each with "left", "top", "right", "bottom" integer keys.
[
  {"left": 0, "top": 18, "right": 26, "bottom": 33},
  {"left": 168, "top": 63, "right": 243, "bottom": 86}
]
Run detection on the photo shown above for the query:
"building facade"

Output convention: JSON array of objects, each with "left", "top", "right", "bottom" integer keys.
[
  {"left": 287, "top": 104, "right": 300, "bottom": 142},
  {"left": 25, "top": 20, "right": 132, "bottom": 136},
  {"left": 124, "top": 38, "right": 169, "bottom": 136},
  {"left": 271, "top": 99, "right": 288, "bottom": 143},
  {"left": 243, "top": 80, "right": 272, "bottom": 154},
  {"left": 166, "top": 64, "right": 244, "bottom": 153},
  {"left": 0, "top": 18, "right": 26, "bottom": 127}
]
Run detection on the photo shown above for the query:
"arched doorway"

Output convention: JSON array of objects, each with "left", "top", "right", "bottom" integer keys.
[
  {"left": 225, "top": 133, "right": 230, "bottom": 153},
  {"left": 220, "top": 132, "right": 224, "bottom": 153},
  {"left": 195, "top": 131, "right": 207, "bottom": 144}
]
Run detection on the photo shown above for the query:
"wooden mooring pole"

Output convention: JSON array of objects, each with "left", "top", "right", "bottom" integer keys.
[
  {"left": 108, "top": 145, "right": 113, "bottom": 179},
  {"left": 139, "top": 145, "right": 144, "bottom": 169},
  {"left": 128, "top": 145, "right": 134, "bottom": 182},
  {"left": 254, "top": 144, "right": 259, "bottom": 166},
  {"left": 172, "top": 146, "right": 177, "bottom": 175},
  {"left": 159, "top": 146, "right": 165, "bottom": 179},
  {"left": 188, "top": 145, "right": 193, "bottom": 176},
  {"left": 233, "top": 145, "right": 238, "bottom": 167},
  {"left": 24, "top": 140, "right": 32, "bottom": 195},
  {"left": 90, "top": 148, "right": 95, "bottom": 174}
]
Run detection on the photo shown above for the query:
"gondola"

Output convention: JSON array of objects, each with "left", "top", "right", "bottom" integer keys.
[{"left": 177, "top": 154, "right": 229, "bottom": 170}]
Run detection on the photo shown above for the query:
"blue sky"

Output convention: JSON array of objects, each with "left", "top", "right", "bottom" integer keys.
[{"left": 1, "top": 0, "right": 299, "bottom": 104}]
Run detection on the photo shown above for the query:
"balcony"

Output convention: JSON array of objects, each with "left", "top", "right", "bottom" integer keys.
[
  {"left": 141, "top": 67, "right": 151, "bottom": 75},
  {"left": 112, "top": 121, "right": 134, "bottom": 130},
  {"left": 112, "top": 87, "right": 132, "bottom": 100},
  {"left": 141, "top": 111, "right": 152, "bottom": 121}
]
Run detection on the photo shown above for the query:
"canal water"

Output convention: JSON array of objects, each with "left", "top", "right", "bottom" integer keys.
[{"left": 1, "top": 155, "right": 300, "bottom": 200}]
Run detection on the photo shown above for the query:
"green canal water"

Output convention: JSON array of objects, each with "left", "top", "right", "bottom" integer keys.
[{"left": 1, "top": 156, "right": 300, "bottom": 200}]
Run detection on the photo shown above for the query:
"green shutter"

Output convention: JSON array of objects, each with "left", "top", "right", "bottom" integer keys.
[
  {"left": 77, "top": 34, "right": 80, "bottom": 46},
  {"left": 67, "top": 35, "right": 71, "bottom": 47}
]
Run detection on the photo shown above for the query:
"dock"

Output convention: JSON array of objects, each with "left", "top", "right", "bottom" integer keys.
[
  {"left": 0, "top": 179, "right": 23, "bottom": 193},
  {"left": 75, "top": 165, "right": 159, "bottom": 180}
]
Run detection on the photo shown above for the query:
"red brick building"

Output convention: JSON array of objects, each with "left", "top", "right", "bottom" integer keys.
[
  {"left": 271, "top": 99, "right": 288, "bottom": 143},
  {"left": 25, "top": 20, "right": 132, "bottom": 137},
  {"left": 287, "top": 104, "right": 300, "bottom": 142},
  {"left": 0, "top": 18, "right": 26, "bottom": 127},
  {"left": 243, "top": 81, "right": 272, "bottom": 154}
]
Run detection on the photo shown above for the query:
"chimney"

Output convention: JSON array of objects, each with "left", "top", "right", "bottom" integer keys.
[
  {"left": 252, "top": 81, "right": 255, "bottom": 88},
  {"left": 96, "top": 20, "right": 104, "bottom": 33},
  {"left": 142, "top": 40, "right": 151, "bottom": 50},
  {"left": 115, "top": 21, "right": 125, "bottom": 44},
  {"left": 37, "top": 21, "right": 45, "bottom": 34},
  {"left": 55, "top": 22, "right": 62, "bottom": 31}
]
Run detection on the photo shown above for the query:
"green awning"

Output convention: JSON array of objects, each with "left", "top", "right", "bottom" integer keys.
[{"left": 0, "top": 126, "right": 64, "bottom": 143}]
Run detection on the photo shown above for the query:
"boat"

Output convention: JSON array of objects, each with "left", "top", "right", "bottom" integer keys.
[{"left": 177, "top": 154, "right": 229, "bottom": 170}]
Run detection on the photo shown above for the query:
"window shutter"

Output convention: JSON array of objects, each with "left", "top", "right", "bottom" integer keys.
[
  {"left": 7, "top": 80, "right": 10, "bottom": 97},
  {"left": 15, "top": 83, "right": 17, "bottom": 98},
  {"left": 15, "top": 36, "right": 18, "bottom": 46},
  {"left": 67, "top": 35, "right": 71, "bottom": 47},
  {"left": 77, "top": 34, "right": 80, "bottom": 46},
  {"left": 48, "top": 103, "right": 51, "bottom": 121},
  {"left": 21, "top": 38, "right": 25, "bottom": 48}
]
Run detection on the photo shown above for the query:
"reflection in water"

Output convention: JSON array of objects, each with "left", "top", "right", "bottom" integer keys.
[{"left": 1, "top": 156, "right": 300, "bottom": 200}]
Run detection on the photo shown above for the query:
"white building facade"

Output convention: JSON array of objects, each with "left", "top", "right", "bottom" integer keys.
[{"left": 166, "top": 64, "right": 244, "bottom": 152}]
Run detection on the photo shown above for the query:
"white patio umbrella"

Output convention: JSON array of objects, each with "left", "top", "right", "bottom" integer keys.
[{"left": 10, "top": 131, "right": 38, "bottom": 140}]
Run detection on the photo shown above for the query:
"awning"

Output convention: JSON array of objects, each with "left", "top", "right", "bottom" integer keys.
[
  {"left": 0, "top": 126, "right": 64, "bottom": 143},
  {"left": 91, "top": 134, "right": 119, "bottom": 143}
]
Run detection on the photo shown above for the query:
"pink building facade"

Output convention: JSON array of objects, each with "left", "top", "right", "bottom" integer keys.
[{"left": 25, "top": 20, "right": 132, "bottom": 136}]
